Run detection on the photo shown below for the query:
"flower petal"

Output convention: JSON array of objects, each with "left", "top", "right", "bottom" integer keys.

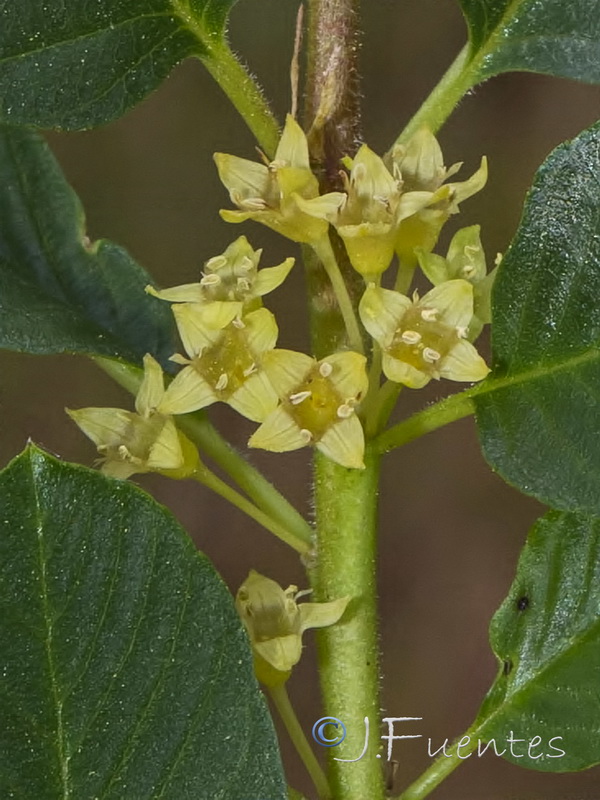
[
  {"left": 229, "top": 372, "right": 280, "bottom": 422},
  {"left": 146, "top": 417, "right": 184, "bottom": 471},
  {"left": 135, "top": 354, "right": 165, "bottom": 417},
  {"left": 253, "top": 258, "right": 295, "bottom": 296},
  {"left": 214, "top": 152, "right": 270, "bottom": 199},
  {"left": 450, "top": 156, "right": 488, "bottom": 204},
  {"left": 316, "top": 415, "right": 365, "bottom": 469},
  {"left": 275, "top": 115, "right": 311, "bottom": 171},
  {"left": 244, "top": 308, "right": 279, "bottom": 355},
  {"left": 299, "top": 596, "right": 350, "bottom": 632},
  {"left": 173, "top": 302, "right": 241, "bottom": 358},
  {"left": 381, "top": 354, "right": 431, "bottom": 388},
  {"left": 359, "top": 285, "right": 411, "bottom": 345},
  {"left": 321, "top": 351, "right": 369, "bottom": 402},
  {"left": 262, "top": 350, "right": 315, "bottom": 397},
  {"left": 248, "top": 406, "right": 308, "bottom": 452},
  {"left": 419, "top": 280, "right": 474, "bottom": 330},
  {"left": 439, "top": 339, "right": 490, "bottom": 382},
  {"left": 67, "top": 407, "right": 135, "bottom": 448},
  {"left": 145, "top": 283, "right": 205, "bottom": 304},
  {"left": 158, "top": 367, "right": 217, "bottom": 415}
]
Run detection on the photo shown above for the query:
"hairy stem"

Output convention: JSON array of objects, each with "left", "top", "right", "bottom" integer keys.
[
  {"left": 201, "top": 41, "right": 281, "bottom": 156},
  {"left": 192, "top": 468, "right": 310, "bottom": 555},
  {"left": 310, "top": 448, "right": 385, "bottom": 800},
  {"left": 269, "top": 684, "right": 332, "bottom": 799},
  {"left": 94, "top": 357, "right": 314, "bottom": 548},
  {"left": 385, "top": 44, "right": 472, "bottom": 158},
  {"left": 374, "top": 389, "right": 476, "bottom": 454}
]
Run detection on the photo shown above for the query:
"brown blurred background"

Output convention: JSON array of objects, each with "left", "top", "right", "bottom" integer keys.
[{"left": 2, "top": 0, "right": 600, "bottom": 797}]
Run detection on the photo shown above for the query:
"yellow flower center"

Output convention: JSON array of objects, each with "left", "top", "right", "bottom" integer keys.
[
  {"left": 195, "top": 327, "right": 257, "bottom": 398},
  {"left": 285, "top": 369, "right": 345, "bottom": 440},
  {"left": 389, "top": 307, "right": 459, "bottom": 375}
]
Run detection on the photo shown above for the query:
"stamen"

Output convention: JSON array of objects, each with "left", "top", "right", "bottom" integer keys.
[
  {"left": 205, "top": 255, "right": 227, "bottom": 271},
  {"left": 232, "top": 318, "right": 246, "bottom": 329},
  {"left": 289, "top": 390, "right": 312, "bottom": 405},
  {"left": 243, "top": 363, "right": 257, "bottom": 377},
  {"left": 319, "top": 361, "right": 333, "bottom": 378},
  {"left": 456, "top": 326, "right": 468, "bottom": 339},
  {"left": 299, "top": 428, "right": 313, "bottom": 444},
  {"left": 200, "top": 273, "right": 222, "bottom": 286},
  {"left": 421, "top": 307, "right": 438, "bottom": 322},
  {"left": 352, "top": 162, "right": 367, "bottom": 183},
  {"left": 422, "top": 347, "right": 441, "bottom": 363},
  {"left": 216, "top": 373, "right": 229, "bottom": 391},
  {"left": 269, "top": 158, "right": 287, "bottom": 170},
  {"left": 401, "top": 329, "right": 422, "bottom": 344},
  {"left": 240, "top": 197, "right": 268, "bottom": 211},
  {"left": 336, "top": 403, "right": 354, "bottom": 419},
  {"left": 461, "top": 264, "right": 476, "bottom": 278},
  {"left": 239, "top": 256, "right": 254, "bottom": 272}
]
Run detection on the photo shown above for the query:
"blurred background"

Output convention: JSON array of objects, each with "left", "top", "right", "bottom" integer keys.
[{"left": 2, "top": 0, "right": 600, "bottom": 797}]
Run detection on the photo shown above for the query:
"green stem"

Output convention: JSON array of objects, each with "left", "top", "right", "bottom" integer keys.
[
  {"left": 310, "top": 446, "right": 385, "bottom": 800},
  {"left": 385, "top": 43, "right": 472, "bottom": 157},
  {"left": 365, "top": 380, "right": 401, "bottom": 439},
  {"left": 200, "top": 41, "right": 281, "bottom": 157},
  {"left": 312, "top": 237, "right": 364, "bottom": 354},
  {"left": 374, "top": 389, "right": 475, "bottom": 454},
  {"left": 93, "top": 357, "right": 314, "bottom": 548},
  {"left": 395, "top": 725, "right": 480, "bottom": 800},
  {"left": 192, "top": 468, "right": 310, "bottom": 555},
  {"left": 269, "top": 684, "right": 332, "bottom": 800}
]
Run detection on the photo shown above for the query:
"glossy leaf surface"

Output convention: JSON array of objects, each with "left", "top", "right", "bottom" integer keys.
[
  {"left": 475, "top": 510, "right": 600, "bottom": 771},
  {"left": 459, "top": 0, "right": 600, "bottom": 84},
  {"left": 475, "top": 121, "right": 600, "bottom": 514},
  {"left": 0, "top": 0, "right": 235, "bottom": 129},
  {"left": 0, "top": 125, "right": 177, "bottom": 365},
  {"left": 0, "top": 445, "right": 286, "bottom": 799}
]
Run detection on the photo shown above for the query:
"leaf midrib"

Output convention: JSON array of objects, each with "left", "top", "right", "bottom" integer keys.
[{"left": 28, "top": 453, "right": 71, "bottom": 799}]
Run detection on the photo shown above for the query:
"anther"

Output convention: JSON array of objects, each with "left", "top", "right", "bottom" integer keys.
[
  {"left": 239, "top": 256, "right": 254, "bottom": 271},
  {"left": 421, "top": 307, "right": 438, "bottom": 322},
  {"left": 461, "top": 264, "right": 476, "bottom": 278},
  {"left": 216, "top": 373, "right": 229, "bottom": 391},
  {"left": 456, "top": 326, "right": 468, "bottom": 339},
  {"left": 337, "top": 403, "right": 354, "bottom": 418},
  {"left": 290, "top": 390, "right": 312, "bottom": 405},
  {"left": 299, "top": 428, "right": 313, "bottom": 444},
  {"left": 200, "top": 273, "right": 222, "bottom": 286},
  {"left": 243, "top": 363, "right": 257, "bottom": 377},
  {"left": 319, "top": 361, "right": 333, "bottom": 378},
  {"left": 205, "top": 255, "right": 227, "bottom": 270},
  {"left": 422, "top": 347, "right": 441, "bottom": 363},
  {"left": 237, "top": 277, "right": 251, "bottom": 292},
  {"left": 401, "top": 330, "right": 422, "bottom": 344},
  {"left": 240, "top": 197, "right": 268, "bottom": 211},
  {"left": 232, "top": 318, "right": 246, "bottom": 329}
]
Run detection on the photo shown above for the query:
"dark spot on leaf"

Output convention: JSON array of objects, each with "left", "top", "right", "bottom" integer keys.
[
  {"left": 516, "top": 595, "right": 529, "bottom": 611},
  {"left": 503, "top": 659, "right": 513, "bottom": 676}
]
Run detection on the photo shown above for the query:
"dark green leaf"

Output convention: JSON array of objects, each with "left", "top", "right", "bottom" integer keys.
[
  {"left": 0, "top": 0, "right": 235, "bottom": 129},
  {"left": 459, "top": 0, "right": 600, "bottom": 84},
  {"left": 0, "top": 124, "right": 177, "bottom": 365},
  {"left": 0, "top": 444, "right": 286, "bottom": 799},
  {"left": 474, "top": 510, "right": 600, "bottom": 771},
  {"left": 474, "top": 121, "right": 600, "bottom": 514}
]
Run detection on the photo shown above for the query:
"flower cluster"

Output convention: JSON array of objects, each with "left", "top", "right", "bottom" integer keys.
[{"left": 69, "top": 118, "right": 494, "bottom": 479}]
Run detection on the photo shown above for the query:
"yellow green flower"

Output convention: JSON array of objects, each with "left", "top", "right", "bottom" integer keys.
[
  {"left": 416, "top": 225, "right": 496, "bottom": 338},
  {"left": 236, "top": 570, "right": 349, "bottom": 687},
  {"left": 146, "top": 236, "right": 293, "bottom": 313},
  {"left": 67, "top": 354, "right": 199, "bottom": 480},
  {"left": 298, "top": 144, "right": 432, "bottom": 278},
  {"left": 158, "top": 306, "right": 279, "bottom": 422},
  {"left": 248, "top": 350, "right": 368, "bottom": 469},
  {"left": 214, "top": 115, "right": 334, "bottom": 243},
  {"left": 359, "top": 282, "right": 490, "bottom": 388},
  {"left": 391, "top": 128, "right": 487, "bottom": 262}
]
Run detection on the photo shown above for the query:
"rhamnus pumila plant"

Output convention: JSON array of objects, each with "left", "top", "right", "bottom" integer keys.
[{"left": 2, "top": 2, "right": 600, "bottom": 799}]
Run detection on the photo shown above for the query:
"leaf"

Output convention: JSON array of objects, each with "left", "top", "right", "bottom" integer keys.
[
  {"left": 0, "top": 124, "right": 177, "bottom": 365},
  {"left": 473, "top": 509, "right": 600, "bottom": 771},
  {"left": 0, "top": 0, "right": 236, "bottom": 129},
  {"left": 0, "top": 444, "right": 287, "bottom": 800},
  {"left": 458, "top": 0, "right": 600, "bottom": 85},
  {"left": 474, "top": 121, "right": 600, "bottom": 514}
]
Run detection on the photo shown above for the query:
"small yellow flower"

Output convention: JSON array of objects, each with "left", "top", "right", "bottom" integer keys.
[
  {"left": 67, "top": 355, "right": 199, "bottom": 480},
  {"left": 298, "top": 145, "right": 432, "bottom": 278},
  {"left": 236, "top": 570, "right": 350, "bottom": 687},
  {"left": 391, "top": 128, "right": 487, "bottom": 262},
  {"left": 248, "top": 350, "right": 368, "bottom": 469},
  {"left": 359, "top": 282, "right": 490, "bottom": 388},
  {"left": 214, "top": 115, "right": 332, "bottom": 243},
  {"left": 146, "top": 236, "right": 294, "bottom": 313},
  {"left": 158, "top": 306, "right": 279, "bottom": 422},
  {"left": 416, "top": 225, "right": 497, "bottom": 339}
]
